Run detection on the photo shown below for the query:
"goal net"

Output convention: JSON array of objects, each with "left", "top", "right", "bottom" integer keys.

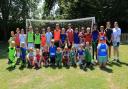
[{"left": 26, "top": 17, "right": 95, "bottom": 31}]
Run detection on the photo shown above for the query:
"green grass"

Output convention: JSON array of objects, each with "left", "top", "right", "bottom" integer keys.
[{"left": 0, "top": 43, "right": 128, "bottom": 89}]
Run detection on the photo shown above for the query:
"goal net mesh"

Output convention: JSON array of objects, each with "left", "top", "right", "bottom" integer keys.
[{"left": 26, "top": 17, "right": 95, "bottom": 31}]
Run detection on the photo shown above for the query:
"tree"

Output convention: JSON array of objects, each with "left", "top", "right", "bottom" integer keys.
[
  {"left": 43, "top": 0, "right": 128, "bottom": 23},
  {"left": 0, "top": 0, "right": 40, "bottom": 41}
]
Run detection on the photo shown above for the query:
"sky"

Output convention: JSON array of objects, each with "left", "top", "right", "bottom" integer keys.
[{"left": 38, "top": 0, "right": 59, "bottom": 16}]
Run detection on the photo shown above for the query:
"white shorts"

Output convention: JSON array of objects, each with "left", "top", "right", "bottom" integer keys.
[{"left": 28, "top": 43, "right": 34, "bottom": 49}]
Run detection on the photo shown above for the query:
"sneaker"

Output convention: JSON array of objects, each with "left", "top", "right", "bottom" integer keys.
[
  {"left": 112, "top": 59, "right": 117, "bottom": 61},
  {"left": 117, "top": 59, "right": 120, "bottom": 63}
]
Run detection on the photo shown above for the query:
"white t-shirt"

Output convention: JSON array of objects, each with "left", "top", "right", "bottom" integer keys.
[
  {"left": 19, "top": 34, "right": 26, "bottom": 43},
  {"left": 112, "top": 27, "right": 121, "bottom": 42}
]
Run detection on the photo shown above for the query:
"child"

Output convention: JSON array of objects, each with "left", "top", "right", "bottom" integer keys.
[
  {"left": 92, "top": 24, "right": 99, "bottom": 60},
  {"left": 15, "top": 28, "right": 20, "bottom": 48},
  {"left": 16, "top": 47, "right": 21, "bottom": 65},
  {"left": 15, "top": 28, "right": 21, "bottom": 64},
  {"left": 97, "top": 37, "right": 108, "bottom": 68},
  {"left": 34, "top": 28, "right": 41, "bottom": 49},
  {"left": 20, "top": 42, "right": 27, "bottom": 67},
  {"left": 46, "top": 27, "right": 53, "bottom": 47},
  {"left": 49, "top": 39, "right": 56, "bottom": 66},
  {"left": 8, "top": 31, "right": 15, "bottom": 46},
  {"left": 56, "top": 47, "right": 63, "bottom": 67},
  {"left": 99, "top": 26, "right": 106, "bottom": 43},
  {"left": 34, "top": 49, "right": 41, "bottom": 69},
  {"left": 105, "top": 22, "right": 113, "bottom": 59},
  {"left": 77, "top": 44, "right": 85, "bottom": 67},
  {"left": 69, "top": 46, "right": 76, "bottom": 66},
  {"left": 84, "top": 42, "right": 92, "bottom": 67},
  {"left": 8, "top": 41, "right": 16, "bottom": 68},
  {"left": 27, "top": 26, "right": 34, "bottom": 49},
  {"left": 54, "top": 24, "right": 61, "bottom": 47},
  {"left": 79, "top": 27, "right": 85, "bottom": 44},
  {"left": 84, "top": 27, "right": 92, "bottom": 45},
  {"left": 66, "top": 23, "right": 74, "bottom": 49},
  {"left": 19, "top": 29, "right": 27, "bottom": 48},
  {"left": 60, "top": 28, "right": 67, "bottom": 49},
  {"left": 42, "top": 46, "right": 49, "bottom": 67},
  {"left": 41, "top": 28, "right": 46, "bottom": 50},
  {"left": 62, "top": 44, "right": 69, "bottom": 66},
  {"left": 27, "top": 47, "right": 35, "bottom": 68},
  {"left": 112, "top": 22, "right": 121, "bottom": 62},
  {"left": 74, "top": 28, "right": 80, "bottom": 50}
]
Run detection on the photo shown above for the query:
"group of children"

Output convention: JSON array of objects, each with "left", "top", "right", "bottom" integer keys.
[{"left": 8, "top": 22, "right": 121, "bottom": 70}]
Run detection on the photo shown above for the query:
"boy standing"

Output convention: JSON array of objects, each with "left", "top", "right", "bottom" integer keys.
[
  {"left": 34, "top": 28, "right": 41, "bottom": 49},
  {"left": 60, "top": 28, "right": 67, "bottom": 49},
  {"left": 92, "top": 24, "right": 99, "bottom": 60},
  {"left": 54, "top": 24, "right": 61, "bottom": 47},
  {"left": 112, "top": 22, "right": 121, "bottom": 62},
  {"left": 74, "top": 28, "right": 80, "bottom": 50},
  {"left": 46, "top": 27, "right": 53, "bottom": 47},
  {"left": 41, "top": 28, "right": 46, "bottom": 50},
  {"left": 27, "top": 26, "right": 34, "bottom": 49},
  {"left": 66, "top": 23, "right": 74, "bottom": 49}
]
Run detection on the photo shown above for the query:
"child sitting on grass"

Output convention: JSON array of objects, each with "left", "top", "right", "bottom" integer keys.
[
  {"left": 8, "top": 41, "right": 17, "bottom": 68},
  {"left": 83, "top": 42, "right": 93, "bottom": 68},
  {"left": 42, "top": 46, "right": 49, "bottom": 67},
  {"left": 69, "top": 46, "right": 76, "bottom": 67},
  {"left": 26, "top": 47, "right": 35, "bottom": 68},
  {"left": 77, "top": 44, "right": 85, "bottom": 68},
  {"left": 97, "top": 37, "right": 108, "bottom": 68},
  {"left": 34, "top": 49, "right": 42, "bottom": 69},
  {"left": 62, "top": 44, "right": 70, "bottom": 67},
  {"left": 56, "top": 47, "right": 63, "bottom": 67}
]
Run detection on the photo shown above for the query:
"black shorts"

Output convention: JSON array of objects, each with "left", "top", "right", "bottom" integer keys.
[
  {"left": 54, "top": 41, "right": 60, "bottom": 47},
  {"left": 106, "top": 41, "right": 112, "bottom": 46},
  {"left": 35, "top": 44, "right": 40, "bottom": 49},
  {"left": 68, "top": 42, "right": 73, "bottom": 49}
]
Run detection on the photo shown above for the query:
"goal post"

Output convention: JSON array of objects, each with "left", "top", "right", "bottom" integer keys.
[{"left": 26, "top": 17, "right": 96, "bottom": 31}]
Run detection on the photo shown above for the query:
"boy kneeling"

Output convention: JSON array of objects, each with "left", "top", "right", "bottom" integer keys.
[
  {"left": 8, "top": 41, "right": 17, "bottom": 68},
  {"left": 97, "top": 37, "right": 108, "bottom": 68}
]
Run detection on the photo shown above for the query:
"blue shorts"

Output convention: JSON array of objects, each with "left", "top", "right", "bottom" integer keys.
[
  {"left": 28, "top": 43, "right": 34, "bottom": 49},
  {"left": 98, "top": 56, "right": 107, "bottom": 64}
]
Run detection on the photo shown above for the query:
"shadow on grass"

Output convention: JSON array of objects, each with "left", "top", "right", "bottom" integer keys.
[
  {"left": 107, "top": 61, "right": 128, "bottom": 67},
  {"left": 19, "top": 65, "right": 26, "bottom": 70},
  {"left": 101, "top": 67, "right": 113, "bottom": 73},
  {"left": 6, "top": 66, "right": 15, "bottom": 71}
]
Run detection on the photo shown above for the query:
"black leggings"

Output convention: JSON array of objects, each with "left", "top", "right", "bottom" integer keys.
[
  {"left": 50, "top": 56, "right": 56, "bottom": 64},
  {"left": 92, "top": 41, "right": 98, "bottom": 60}
]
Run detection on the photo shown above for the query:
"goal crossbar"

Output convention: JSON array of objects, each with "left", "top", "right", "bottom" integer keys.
[{"left": 26, "top": 17, "right": 96, "bottom": 27}]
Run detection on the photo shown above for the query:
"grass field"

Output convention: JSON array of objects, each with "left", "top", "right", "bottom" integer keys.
[{"left": 0, "top": 43, "right": 128, "bottom": 89}]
